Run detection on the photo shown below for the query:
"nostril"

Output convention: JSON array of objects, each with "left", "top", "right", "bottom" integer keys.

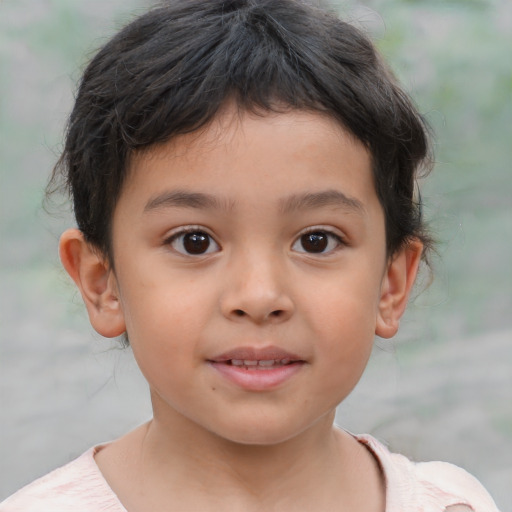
[{"left": 232, "top": 309, "right": 284, "bottom": 319}]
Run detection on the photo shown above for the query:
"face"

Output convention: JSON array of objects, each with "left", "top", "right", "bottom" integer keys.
[{"left": 109, "top": 108, "right": 392, "bottom": 445}]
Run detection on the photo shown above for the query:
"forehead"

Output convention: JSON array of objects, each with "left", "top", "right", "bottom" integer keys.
[{"left": 122, "top": 108, "right": 377, "bottom": 210}]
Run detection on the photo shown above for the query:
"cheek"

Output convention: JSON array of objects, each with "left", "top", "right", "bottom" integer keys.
[
  {"left": 306, "top": 268, "right": 382, "bottom": 330},
  {"left": 126, "top": 292, "right": 203, "bottom": 404},
  {"left": 316, "top": 298, "right": 377, "bottom": 354},
  {"left": 305, "top": 275, "right": 382, "bottom": 369},
  {"left": 117, "top": 272, "right": 217, "bottom": 378},
  {"left": 120, "top": 266, "right": 212, "bottom": 330}
]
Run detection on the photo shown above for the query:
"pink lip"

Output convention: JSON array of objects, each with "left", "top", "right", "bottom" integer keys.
[{"left": 208, "top": 346, "right": 305, "bottom": 391}]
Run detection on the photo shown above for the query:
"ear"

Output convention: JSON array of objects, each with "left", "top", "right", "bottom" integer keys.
[
  {"left": 376, "top": 239, "right": 423, "bottom": 339},
  {"left": 59, "top": 228, "right": 126, "bottom": 338}
]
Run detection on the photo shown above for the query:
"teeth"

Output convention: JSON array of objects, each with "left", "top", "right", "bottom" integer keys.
[{"left": 228, "top": 358, "right": 294, "bottom": 369}]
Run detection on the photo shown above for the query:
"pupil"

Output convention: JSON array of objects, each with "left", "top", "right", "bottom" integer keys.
[
  {"left": 301, "top": 232, "right": 327, "bottom": 252},
  {"left": 183, "top": 232, "right": 210, "bottom": 254}
]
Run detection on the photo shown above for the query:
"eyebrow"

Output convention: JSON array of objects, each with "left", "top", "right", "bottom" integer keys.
[
  {"left": 144, "top": 190, "right": 234, "bottom": 213},
  {"left": 143, "top": 188, "right": 364, "bottom": 215},
  {"left": 279, "top": 190, "right": 365, "bottom": 215}
]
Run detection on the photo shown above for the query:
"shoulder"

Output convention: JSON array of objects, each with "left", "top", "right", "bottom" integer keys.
[
  {"left": 355, "top": 434, "right": 501, "bottom": 512},
  {"left": 0, "top": 447, "right": 126, "bottom": 512}
]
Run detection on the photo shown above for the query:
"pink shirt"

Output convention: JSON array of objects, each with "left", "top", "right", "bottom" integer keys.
[{"left": 0, "top": 435, "right": 500, "bottom": 511}]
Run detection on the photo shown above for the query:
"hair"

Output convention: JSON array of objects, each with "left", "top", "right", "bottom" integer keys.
[{"left": 49, "top": 0, "right": 433, "bottom": 263}]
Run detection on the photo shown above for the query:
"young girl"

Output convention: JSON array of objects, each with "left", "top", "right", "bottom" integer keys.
[{"left": 1, "top": 0, "right": 501, "bottom": 510}]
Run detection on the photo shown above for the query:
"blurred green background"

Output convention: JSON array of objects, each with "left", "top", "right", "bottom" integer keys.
[{"left": 1, "top": 0, "right": 511, "bottom": 508}]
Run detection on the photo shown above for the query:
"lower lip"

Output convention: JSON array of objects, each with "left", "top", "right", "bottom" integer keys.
[{"left": 208, "top": 362, "right": 304, "bottom": 391}]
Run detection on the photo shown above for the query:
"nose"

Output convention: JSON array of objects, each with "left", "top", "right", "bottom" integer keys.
[{"left": 220, "top": 253, "right": 294, "bottom": 325}]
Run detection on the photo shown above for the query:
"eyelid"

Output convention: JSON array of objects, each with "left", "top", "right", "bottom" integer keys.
[
  {"left": 291, "top": 226, "right": 347, "bottom": 254},
  {"left": 295, "top": 225, "right": 347, "bottom": 241},
  {"left": 164, "top": 224, "right": 214, "bottom": 239},
  {"left": 163, "top": 225, "right": 221, "bottom": 255}
]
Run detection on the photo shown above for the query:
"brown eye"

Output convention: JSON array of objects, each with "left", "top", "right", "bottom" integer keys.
[
  {"left": 183, "top": 232, "right": 210, "bottom": 254},
  {"left": 169, "top": 230, "right": 219, "bottom": 255},
  {"left": 301, "top": 232, "right": 328, "bottom": 253},
  {"left": 292, "top": 230, "right": 344, "bottom": 254}
]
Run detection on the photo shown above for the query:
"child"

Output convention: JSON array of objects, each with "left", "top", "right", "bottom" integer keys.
[{"left": 1, "top": 0, "right": 500, "bottom": 510}]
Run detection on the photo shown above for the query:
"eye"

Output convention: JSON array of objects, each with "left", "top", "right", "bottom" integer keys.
[
  {"left": 166, "top": 229, "right": 220, "bottom": 256},
  {"left": 292, "top": 230, "right": 344, "bottom": 254}
]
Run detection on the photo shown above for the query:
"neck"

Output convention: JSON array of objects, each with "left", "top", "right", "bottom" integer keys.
[
  {"left": 96, "top": 398, "right": 384, "bottom": 511},
  {"left": 145, "top": 409, "right": 341, "bottom": 499}
]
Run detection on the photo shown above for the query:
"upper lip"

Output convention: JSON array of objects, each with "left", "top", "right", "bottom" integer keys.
[{"left": 209, "top": 346, "right": 303, "bottom": 363}]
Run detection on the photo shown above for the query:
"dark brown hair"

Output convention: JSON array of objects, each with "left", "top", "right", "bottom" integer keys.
[{"left": 50, "top": 0, "right": 432, "bottom": 262}]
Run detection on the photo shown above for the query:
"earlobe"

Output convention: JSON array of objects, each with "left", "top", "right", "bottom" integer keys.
[
  {"left": 59, "top": 229, "right": 126, "bottom": 338},
  {"left": 375, "top": 240, "right": 423, "bottom": 339}
]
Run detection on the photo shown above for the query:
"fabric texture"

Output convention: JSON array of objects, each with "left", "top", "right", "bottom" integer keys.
[
  {"left": 356, "top": 435, "right": 500, "bottom": 512},
  {"left": 0, "top": 435, "right": 500, "bottom": 512}
]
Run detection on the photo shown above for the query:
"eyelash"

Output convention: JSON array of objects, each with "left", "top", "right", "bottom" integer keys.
[
  {"left": 291, "top": 228, "right": 346, "bottom": 255},
  {"left": 163, "top": 226, "right": 346, "bottom": 257},
  {"left": 164, "top": 227, "right": 220, "bottom": 256}
]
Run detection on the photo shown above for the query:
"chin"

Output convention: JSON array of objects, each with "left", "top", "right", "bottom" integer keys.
[
  {"left": 209, "top": 414, "right": 326, "bottom": 447},
  {"left": 220, "top": 429, "right": 299, "bottom": 447}
]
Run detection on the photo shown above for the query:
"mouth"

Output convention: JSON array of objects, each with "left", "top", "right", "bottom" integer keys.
[
  {"left": 209, "top": 346, "right": 304, "bottom": 367},
  {"left": 208, "top": 346, "right": 305, "bottom": 390},
  {"left": 225, "top": 358, "right": 295, "bottom": 370}
]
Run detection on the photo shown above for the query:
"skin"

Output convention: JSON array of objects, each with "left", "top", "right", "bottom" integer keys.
[{"left": 60, "top": 107, "right": 422, "bottom": 511}]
